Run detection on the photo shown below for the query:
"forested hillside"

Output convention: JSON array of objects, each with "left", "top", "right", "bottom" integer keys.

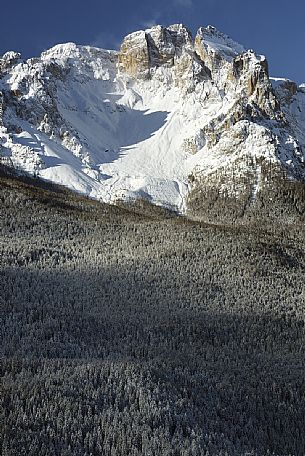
[{"left": 1, "top": 168, "right": 305, "bottom": 455}]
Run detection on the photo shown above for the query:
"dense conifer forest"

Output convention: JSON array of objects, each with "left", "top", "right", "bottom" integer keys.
[{"left": 1, "top": 168, "right": 305, "bottom": 455}]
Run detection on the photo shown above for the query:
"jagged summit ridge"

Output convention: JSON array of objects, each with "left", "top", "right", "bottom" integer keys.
[
  {"left": 0, "top": 24, "right": 305, "bottom": 223},
  {"left": 197, "top": 25, "right": 245, "bottom": 55}
]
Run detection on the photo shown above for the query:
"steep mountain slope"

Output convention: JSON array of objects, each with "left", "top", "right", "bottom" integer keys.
[
  {"left": 2, "top": 166, "right": 305, "bottom": 456},
  {"left": 0, "top": 24, "right": 305, "bottom": 222}
]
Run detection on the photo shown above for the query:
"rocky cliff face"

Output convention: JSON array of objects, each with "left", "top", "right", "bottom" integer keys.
[
  {"left": 118, "top": 25, "right": 192, "bottom": 76},
  {"left": 118, "top": 24, "right": 210, "bottom": 91},
  {"left": 0, "top": 24, "right": 305, "bottom": 224}
]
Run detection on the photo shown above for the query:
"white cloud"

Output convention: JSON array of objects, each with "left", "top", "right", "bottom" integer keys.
[
  {"left": 139, "top": 12, "right": 162, "bottom": 30},
  {"left": 91, "top": 32, "right": 121, "bottom": 51},
  {"left": 141, "top": 18, "right": 158, "bottom": 29}
]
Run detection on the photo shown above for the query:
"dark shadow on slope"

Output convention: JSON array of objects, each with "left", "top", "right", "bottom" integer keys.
[
  {"left": 61, "top": 93, "right": 170, "bottom": 163},
  {"left": 98, "top": 103, "right": 170, "bottom": 162},
  {"left": 2, "top": 260, "right": 305, "bottom": 456},
  {"left": 115, "top": 108, "right": 169, "bottom": 147}
]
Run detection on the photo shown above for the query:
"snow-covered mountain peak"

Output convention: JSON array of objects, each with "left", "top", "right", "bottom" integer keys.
[
  {"left": 0, "top": 51, "right": 22, "bottom": 75},
  {"left": 41, "top": 42, "right": 116, "bottom": 64},
  {"left": 39, "top": 43, "right": 118, "bottom": 84},
  {"left": 41, "top": 42, "right": 81, "bottom": 60},
  {"left": 2, "top": 51, "right": 22, "bottom": 62},
  {"left": 195, "top": 25, "right": 245, "bottom": 62},
  {"left": 1, "top": 24, "right": 305, "bottom": 224}
]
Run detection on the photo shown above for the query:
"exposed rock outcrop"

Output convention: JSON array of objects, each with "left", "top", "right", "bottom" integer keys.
[{"left": 118, "top": 24, "right": 210, "bottom": 86}]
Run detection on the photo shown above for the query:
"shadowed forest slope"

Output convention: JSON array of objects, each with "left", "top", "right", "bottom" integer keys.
[{"left": 1, "top": 169, "right": 305, "bottom": 455}]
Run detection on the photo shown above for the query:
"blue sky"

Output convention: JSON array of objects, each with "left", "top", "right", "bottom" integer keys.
[{"left": 1, "top": 0, "right": 304, "bottom": 82}]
